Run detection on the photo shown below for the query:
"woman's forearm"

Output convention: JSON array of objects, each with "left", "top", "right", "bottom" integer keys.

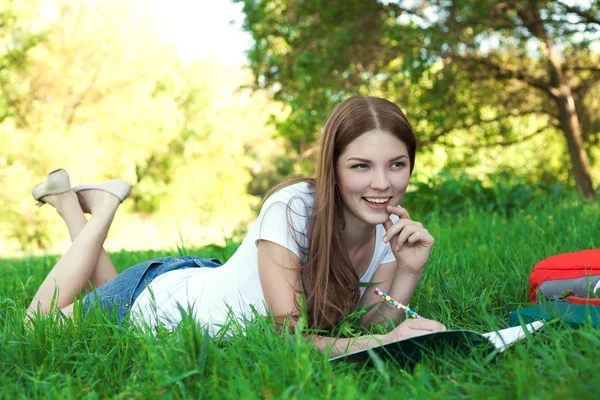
[
  {"left": 362, "top": 268, "right": 423, "bottom": 327},
  {"left": 310, "top": 332, "right": 390, "bottom": 357},
  {"left": 389, "top": 268, "right": 422, "bottom": 305},
  {"left": 311, "top": 309, "right": 444, "bottom": 357}
]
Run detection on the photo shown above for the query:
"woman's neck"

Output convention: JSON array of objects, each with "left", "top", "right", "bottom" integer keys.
[{"left": 342, "top": 218, "right": 376, "bottom": 254}]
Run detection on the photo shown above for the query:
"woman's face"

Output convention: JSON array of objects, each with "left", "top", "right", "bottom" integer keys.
[{"left": 335, "top": 129, "right": 411, "bottom": 229}]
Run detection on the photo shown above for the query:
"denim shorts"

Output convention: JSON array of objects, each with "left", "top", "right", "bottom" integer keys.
[{"left": 82, "top": 256, "right": 222, "bottom": 322}]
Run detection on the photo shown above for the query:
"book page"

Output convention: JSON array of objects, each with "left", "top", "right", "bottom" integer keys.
[{"left": 482, "top": 320, "right": 545, "bottom": 352}]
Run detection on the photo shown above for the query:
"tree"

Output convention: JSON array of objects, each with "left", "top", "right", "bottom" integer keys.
[
  {"left": 237, "top": 0, "right": 600, "bottom": 199},
  {"left": 0, "top": 1, "right": 43, "bottom": 123},
  {"left": 0, "top": 1, "right": 48, "bottom": 251},
  {"left": 0, "top": 0, "right": 199, "bottom": 250},
  {"left": 0, "top": 0, "right": 287, "bottom": 252}
]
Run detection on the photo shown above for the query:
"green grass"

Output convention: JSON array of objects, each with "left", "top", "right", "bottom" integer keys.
[{"left": 1, "top": 195, "right": 599, "bottom": 399}]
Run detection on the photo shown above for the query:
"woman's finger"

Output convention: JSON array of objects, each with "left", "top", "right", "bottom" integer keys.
[
  {"left": 405, "top": 318, "right": 446, "bottom": 331},
  {"left": 407, "top": 229, "right": 433, "bottom": 245},
  {"left": 383, "top": 219, "right": 421, "bottom": 244},
  {"left": 394, "top": 225, "right": 425, "bottom": 251},
  {"left": 383, "top": 218, "right": 394, "bottom": 233},
  {"left": 386, "top": 205, "right": 411, "bottom": 220},
  {"left": 382, "top": 219, "right": 412, "bottom": 243}
]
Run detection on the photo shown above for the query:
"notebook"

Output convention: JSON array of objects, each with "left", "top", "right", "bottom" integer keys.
[{"left": 329, "top": 321, "right": 544, "bottom": 363}]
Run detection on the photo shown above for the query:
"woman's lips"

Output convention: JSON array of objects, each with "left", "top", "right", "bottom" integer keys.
[{"left": 362, "top": 197, "right": 391, "bottom": 210}]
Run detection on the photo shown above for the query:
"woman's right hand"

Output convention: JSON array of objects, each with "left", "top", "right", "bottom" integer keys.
[{"left": 384, "top": 318, "right": 446, "bottom": 342}]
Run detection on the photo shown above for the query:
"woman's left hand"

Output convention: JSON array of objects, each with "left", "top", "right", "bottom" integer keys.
[{"left": 382, "top": 205, "right": 434, "bottom": 275}]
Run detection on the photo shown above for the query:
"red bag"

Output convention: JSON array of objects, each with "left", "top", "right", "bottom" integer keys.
[{"left": 529, "top": 249, "right": 600, "bottom": 306}]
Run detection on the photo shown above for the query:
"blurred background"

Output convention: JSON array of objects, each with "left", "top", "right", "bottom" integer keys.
[{"left": 1, "top": 0, "right": 599, "bottom": 255}]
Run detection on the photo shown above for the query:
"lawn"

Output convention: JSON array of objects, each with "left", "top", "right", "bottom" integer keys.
[{"left": 1, "top": 195, "right": 599, "bottom": 399}]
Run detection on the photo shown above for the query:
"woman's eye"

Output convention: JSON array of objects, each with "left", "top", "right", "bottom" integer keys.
[
  {"left": 351, "top": 164, "right": 369, "bottom": 169},
  {"left": 391, "top": 162, "right": 406, "bottom": 169}
]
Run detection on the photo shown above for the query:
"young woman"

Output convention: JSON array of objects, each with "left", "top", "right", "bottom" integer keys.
[{"left": 27, "top": 96, "right": 445, "bottom": 356}]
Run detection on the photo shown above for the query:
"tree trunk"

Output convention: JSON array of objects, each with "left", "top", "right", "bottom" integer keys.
[
  {"left": 554, "top": 93, "right": 596, "bottom": 200},
  {"left": 521, "top": 1, "right": 596, "bottom": 199}
]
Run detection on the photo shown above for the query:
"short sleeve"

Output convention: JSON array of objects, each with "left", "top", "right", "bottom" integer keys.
[
  {"left": 254, "top": 184, "right": 313, "bottom": 261},
  {"left": 380, "top": 243, "right": 396, "bottom": 265}
]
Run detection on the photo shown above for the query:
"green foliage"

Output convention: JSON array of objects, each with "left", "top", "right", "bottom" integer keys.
[
  {"left": 236, "top": 0, "right": 386, "bottom": 154},
  {"left": 0, "top": 0, "right": 44, "bottom": 123},
  {"left": 403, "top": 172, "right": 566, "bottom": 217},
  {"left": 1, "top": 193, "right": 600, "bottom": 397},
  {"left": 247, "top": 153, "right": 301, "bottom": 200},
  {"left": 0, "top": 1, "right": 283, "bottom": 252},
  {"left": 129, "top": 63, "right": 214, "bottom": 215},
  {"left": 237, "top": 0, "right": 600, "bottom": 195}
]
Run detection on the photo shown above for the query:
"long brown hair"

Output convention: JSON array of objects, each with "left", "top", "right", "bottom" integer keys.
[{"left": 268, "top": 96, "right": 416, "bottom": 330}]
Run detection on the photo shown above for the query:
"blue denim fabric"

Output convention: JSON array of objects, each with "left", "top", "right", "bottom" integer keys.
[{"left": 82, "top": 256, "right": 222, "bottom": 322}]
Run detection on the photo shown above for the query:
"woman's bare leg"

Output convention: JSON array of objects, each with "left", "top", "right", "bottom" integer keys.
[
  {"left": 61, "top": 190, "right": 119, "bottom": 287},
  {"left": 26, "top": 190, "right": 121, "bottom": 317}
]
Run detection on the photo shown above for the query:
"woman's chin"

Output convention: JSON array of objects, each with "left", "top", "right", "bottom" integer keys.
[{"left": 365, "top": 212, "right": 392, "bottom": 225}]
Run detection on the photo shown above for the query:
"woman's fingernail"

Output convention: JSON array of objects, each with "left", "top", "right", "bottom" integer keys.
[{"left": 382, "top": 235, "right": 388, "bottom": 242}]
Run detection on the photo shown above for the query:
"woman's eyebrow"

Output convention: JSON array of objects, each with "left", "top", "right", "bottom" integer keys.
[
  {"left": 346, "top": 155, "right": 409, "bottom": 162},
  {"left": 347, "top": 157, "right": 372, "bottom": 162}
]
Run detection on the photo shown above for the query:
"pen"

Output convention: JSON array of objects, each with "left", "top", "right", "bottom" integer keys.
[{"left": 374, "top": 288, "right": 423, "bottom": 319}]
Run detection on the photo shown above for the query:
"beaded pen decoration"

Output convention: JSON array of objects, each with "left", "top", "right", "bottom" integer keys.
[{"left": 374, "top": 288, "right": 423, "bottom": 319}]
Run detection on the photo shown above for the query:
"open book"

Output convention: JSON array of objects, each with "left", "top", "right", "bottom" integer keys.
[{"left": 329, "top": 321, "right": 544, "bottom": 363}]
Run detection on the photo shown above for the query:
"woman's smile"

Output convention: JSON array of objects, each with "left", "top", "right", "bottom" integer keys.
[{"left": 362, "top": 196, "right": 392, "bottom": 210}]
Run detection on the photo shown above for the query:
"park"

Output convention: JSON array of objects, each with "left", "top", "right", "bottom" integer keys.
[{"left": 1, "top": 0, "right": 599, "bottom": 398}]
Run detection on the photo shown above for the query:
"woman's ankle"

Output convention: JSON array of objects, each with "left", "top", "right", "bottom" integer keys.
[{"left": 51, "top": 190, "right": 81, "bottom": 216}]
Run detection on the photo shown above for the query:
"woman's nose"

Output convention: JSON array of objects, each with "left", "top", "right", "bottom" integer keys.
[{"left": 370, "top": 170, "right": 391, "bottom": 190}]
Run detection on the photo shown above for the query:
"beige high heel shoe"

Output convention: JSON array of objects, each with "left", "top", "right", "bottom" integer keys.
[
  {"left": 32, "top": 169, "right": 72, "bottom": 206},
  {"left": 72, "top": 179, "right": 131, "bottom": 203}
]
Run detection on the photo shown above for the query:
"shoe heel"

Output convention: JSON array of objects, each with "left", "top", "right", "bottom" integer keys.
[{"left": 32, "top": 169, "right": 72, "bottom": 205}]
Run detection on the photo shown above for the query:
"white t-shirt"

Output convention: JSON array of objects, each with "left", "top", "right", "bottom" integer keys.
[{"left": 131, "top": 182, "right": 397, "bottom": 334}]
